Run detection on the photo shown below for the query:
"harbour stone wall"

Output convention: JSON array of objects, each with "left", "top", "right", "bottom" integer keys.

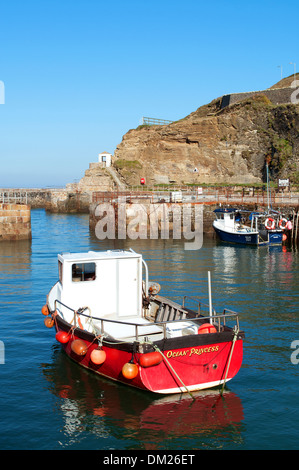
[
  {"left": 220, "top": 87, "right": 295, "bottom": 109},
  {"left": 0, "top": 203, "right": 31, "bottom": 241}
]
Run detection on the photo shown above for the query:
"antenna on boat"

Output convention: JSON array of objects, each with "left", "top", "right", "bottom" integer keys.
[
  {"left": 266, "top": 157, "right": 271, "bottom": 212},
  {"left": 208, "top": 271, "right": 213, "bottom": 323}
]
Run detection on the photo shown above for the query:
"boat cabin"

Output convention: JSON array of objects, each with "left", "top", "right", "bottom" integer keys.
[
  {"left": 214, "top": 208, "right": 241, "bottom": 229},
  {"left": 48, "top": 249, "right": 225, "bottom": 341},
  {"left": 53, "top": 250, "right": 146, "bottom": 323}
]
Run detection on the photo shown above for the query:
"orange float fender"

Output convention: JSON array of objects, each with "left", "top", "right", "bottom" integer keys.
[
  {"left": 90, "top": 348, "right": 106, "bottom": 365},
  {"left": 41, "top": 305, "right": 49, "bottom": 316},
  {"left": 44, "top": 316, "right": 54, "bottom": 328},
  {"left": 55, "top": 330, "right": 71, "bottom": 344},
  {"left": 139, "top": 351, "right": 163, "bottom": 368},
  {"left": 71, "top": 339, "right": 88, "bottom": 356},
  {"left": 198, "top": 323, "right": 217, "bottom": 334},
  {"left": 122, "top": 362, "right": 139, "bottom": 379}
]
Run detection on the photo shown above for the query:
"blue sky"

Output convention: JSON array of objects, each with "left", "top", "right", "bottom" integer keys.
[{"left": 0, "top": 0, "right": 298, "bottom": 188}]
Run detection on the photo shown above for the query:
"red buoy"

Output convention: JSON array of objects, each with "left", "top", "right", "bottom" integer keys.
[
  {"left": 198, "top": 323, "right": 217, "bottom": 334},
  {"left": 55, "top": 330, "right": 71, "bottom": 344},
  {"left": 139, "top": 351, "right": 163, "bottom": 368},
  {"left": 122, "top": 362, "right": 138, "bottom": 379},
  {"left": 90, "top": 348, "right": 106, "bottom": 365},
  {"left": 44, "top": 316, "right": 54, "bottom": 328},
  {"left": 71, "top": 339, "right": 88, "bottom": 356},
  {"left": 41, "top": 305, "right": 49, "bottom": 316}
]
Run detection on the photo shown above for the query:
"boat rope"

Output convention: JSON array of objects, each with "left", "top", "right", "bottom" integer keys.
[
  {"left": 52, "top": 310, "right": 59, "bottom": 329},
  {"left": 220, "top": 326, "right": 239, "bottom": 396},
  {"left": 148, "top": 342, "right": 195, "bottom": 400}
]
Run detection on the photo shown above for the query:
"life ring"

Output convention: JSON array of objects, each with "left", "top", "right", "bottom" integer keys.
[
  {"left": 265, "top": 217, "right": 275, "bottom": 230},
  {"left": 278, "top": 218, "right": 288, "bottom": 229}
]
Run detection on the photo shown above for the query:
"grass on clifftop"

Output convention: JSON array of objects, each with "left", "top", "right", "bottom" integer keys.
[{"left": 114, "top": 159, "right": 143, "bottom": 170}]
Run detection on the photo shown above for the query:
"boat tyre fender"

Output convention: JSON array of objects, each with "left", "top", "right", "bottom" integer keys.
[
  {"left": 265, "top": 217, "right": 275, "bottom": 230},
  {"left": 278, "top": 218, "right": 288, "bottom": 229}
]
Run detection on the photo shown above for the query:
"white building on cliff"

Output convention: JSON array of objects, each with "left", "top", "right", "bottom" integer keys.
[{"left": 98, "top": 151, "right": 112, "bottom": 167}]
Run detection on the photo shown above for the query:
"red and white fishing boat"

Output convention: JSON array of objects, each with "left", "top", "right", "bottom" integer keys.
[{"left": 42, "top": 249, "right": 244, "bottom": 395}]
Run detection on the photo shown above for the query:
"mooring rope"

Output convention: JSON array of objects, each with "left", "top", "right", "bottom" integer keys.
[
  {"left": 148, "top": 342, "right": 195, "bottom": 400},
  {"left": 220, "top": 326, "right": 239, "bottom": 396}
]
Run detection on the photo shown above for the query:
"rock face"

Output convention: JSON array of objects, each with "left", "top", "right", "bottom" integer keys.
[
  {"left": 114, "top": 77, "right": 299, "bottom": 186},
  {"left": 76, "top": 163, "right": 116, "bottom": 192}
]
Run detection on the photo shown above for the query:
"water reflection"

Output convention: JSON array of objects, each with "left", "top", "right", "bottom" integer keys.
[
  {"left": 0, "top": 239, "right": 31, "bottom": 272},
  {"left": 1, "top": 209, "right": 299, "bottom": 450},
  {"left": 0, "top": 239, "right": 32, "bottom": 310},
  {"left": 42, "top": 347, "right": 245, "bottom": 450}
]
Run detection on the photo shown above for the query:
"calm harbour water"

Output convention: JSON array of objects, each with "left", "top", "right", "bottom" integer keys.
[{"left": 0, "top": 208, "right": 299, "bottom": 450}]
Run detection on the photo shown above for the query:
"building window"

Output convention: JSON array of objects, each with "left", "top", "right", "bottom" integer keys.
[{"left": 72, "top": 263, "right": 96, "bottom": 282}]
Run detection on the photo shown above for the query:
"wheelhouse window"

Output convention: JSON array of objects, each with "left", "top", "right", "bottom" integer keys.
[{"left": 72, "top": 262, "right": 96, "bottom": 282}]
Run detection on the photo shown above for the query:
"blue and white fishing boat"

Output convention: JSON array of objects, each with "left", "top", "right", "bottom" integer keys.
[
  {"left": 213, "top": 162, "right": 293, "bottom": 245},
  {"left": 212, "top": 207, "right": 288, "bottom": 246}
]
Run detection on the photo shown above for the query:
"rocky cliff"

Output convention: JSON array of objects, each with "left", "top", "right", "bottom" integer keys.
[{"left": 114, "top": 75, "right": 299, "bottom": 186}]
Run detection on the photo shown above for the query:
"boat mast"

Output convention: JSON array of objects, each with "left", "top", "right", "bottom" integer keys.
[
  {"left": 208, "top": 271, "right": 213, "bottom": 323},
  {"left": 266, "top": 156, "right": 271, "bottom": 212}
]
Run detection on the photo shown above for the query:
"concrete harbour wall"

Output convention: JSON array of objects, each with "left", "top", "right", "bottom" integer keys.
[{"left": 0, "top": 189, "right": 91, "bottom": 213}]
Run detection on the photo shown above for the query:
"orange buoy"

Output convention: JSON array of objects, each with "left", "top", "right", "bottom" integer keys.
[
  {"left": 90, "top": 348, "right": 106, "bottom": 365},
  {"left": 71, "top": 339, "right": 88, "bottom": 356},
  {"left": 55, "top": 330, "right": 71, "bottom": 344},
  {"left": 139, "top": 351, "right": 163, "bottom": 368},
  {"left": 122, "top": 361, "right": 139, "bottom": 379},
  {"left": 41, "top": 305, "right": 49, "bottom": 316},
  {"left": 198, "top": 323, "right": 217, "bottom": 334},
  {"left": 44, "top": 316, "right": 54, "bottom": 328},
  {"left": 282, "top": 233, "right": 287, "bottom": 242}
]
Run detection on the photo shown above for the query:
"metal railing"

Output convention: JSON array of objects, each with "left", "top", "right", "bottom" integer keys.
[
  {"left": 53, "top": 298, "right": 240, "bottom": 341},
  {"left": 182, "top": 295, "right": 240, "bottom": 332},
  {"left": 0, "top": 191, "right": 28, "bottom": 204},
  {"left": 92, "top": 187, "right": 299, "bottom": 207},
  {"left": 142, "top": 116, "right": 173, "bottom": 126}
]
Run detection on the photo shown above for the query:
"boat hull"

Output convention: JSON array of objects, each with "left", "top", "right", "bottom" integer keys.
[
  {"left": 213, "top": 225, "right": 259, "bottom": 245},
  {"left": 54, "top": 315, "right": 244, "bottom": 395},
  {"left": 260, "top": 229, "right": 283, "bottom": 245},
  {"left": 213, "top": 224, "right": 282, "bottom": 246}
]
